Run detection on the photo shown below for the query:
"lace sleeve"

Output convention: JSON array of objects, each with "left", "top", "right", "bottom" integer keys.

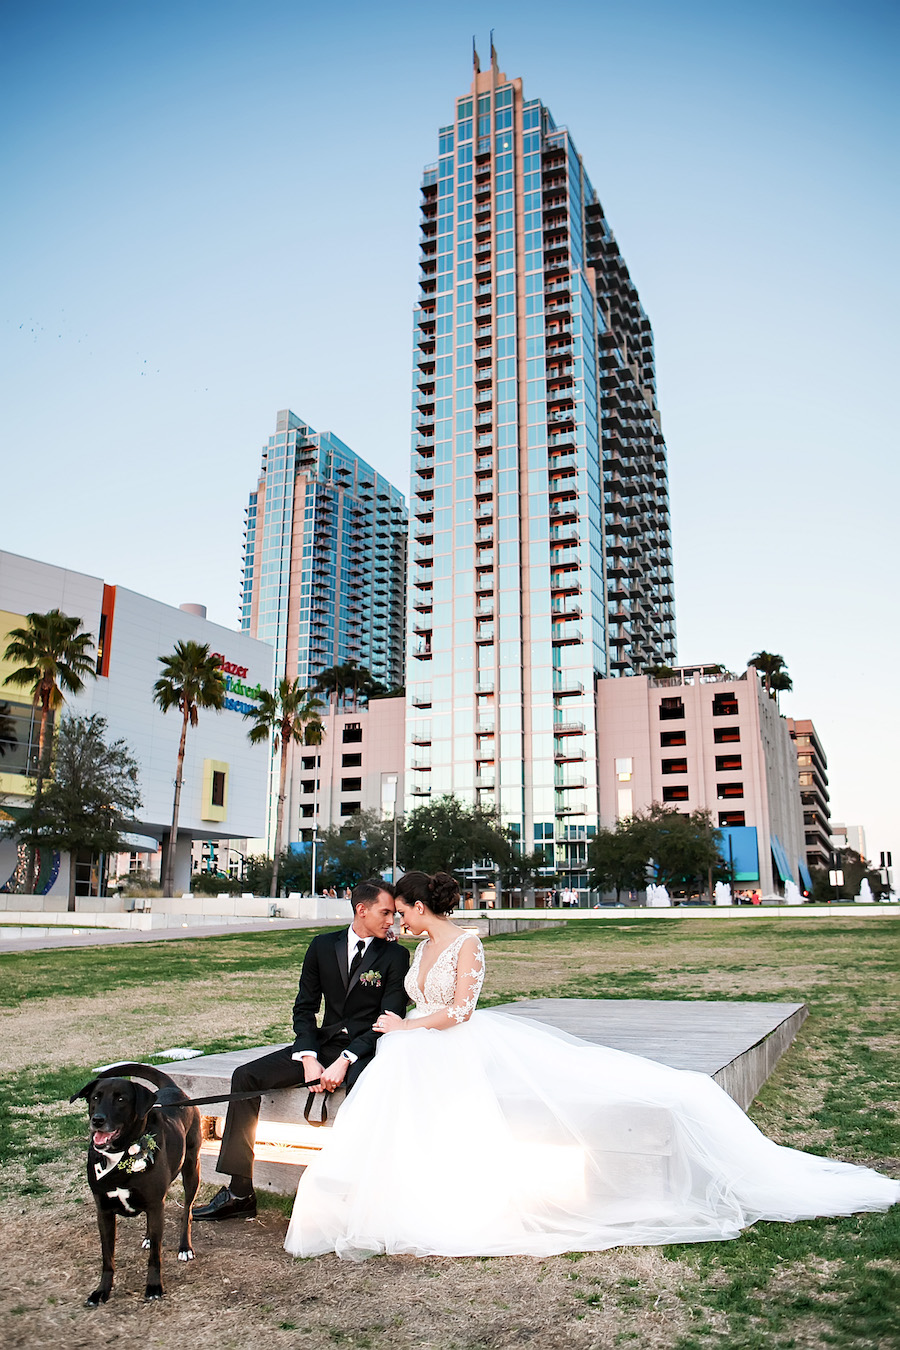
[{"left": 447, "top": 935, "right": 485, "bottom": 1024}]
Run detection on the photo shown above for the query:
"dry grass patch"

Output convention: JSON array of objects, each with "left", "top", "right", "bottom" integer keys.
[
  {"left": 0, "top": 974, "right": 299, "bottom": 1074},
  {"left": 0, "top": 1200, "right": 699, "bottom": 1350}
]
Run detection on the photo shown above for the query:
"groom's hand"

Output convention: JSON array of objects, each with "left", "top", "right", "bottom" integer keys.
[
  {"left": 320, "top": 1056, "right": 349, "bottom": 1093},
  {"left": 302, "top": 1057, "right": 326, "bottom": 1092}
]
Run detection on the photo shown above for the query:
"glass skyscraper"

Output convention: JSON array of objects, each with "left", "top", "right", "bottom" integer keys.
[
  {"left": 242, "top": 409, "right": 407, "bottom": 694},
  {"left": 405, "top": 52, "right": 676, "bottom": 892}
]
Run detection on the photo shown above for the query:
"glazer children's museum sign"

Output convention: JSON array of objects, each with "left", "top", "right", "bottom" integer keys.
[{"left": 211, "top": 653, "right": 263, "bottom": 716}]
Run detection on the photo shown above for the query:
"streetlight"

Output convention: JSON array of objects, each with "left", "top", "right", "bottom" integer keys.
[{"left": 384, "top": 774, "right": 399, "bottom": 883}]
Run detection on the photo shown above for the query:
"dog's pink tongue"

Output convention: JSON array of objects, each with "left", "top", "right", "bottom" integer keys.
[{"left": 93, "top": 1130, "right": 118, "bottom": 1147}]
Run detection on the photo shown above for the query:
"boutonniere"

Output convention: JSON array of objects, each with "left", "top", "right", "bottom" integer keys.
[
  {"left": 359, "top": 969, "right": 382, "bottom": 987},
  {"left": 118, "top": 1133, "right": 159, "bottom": 1173}
]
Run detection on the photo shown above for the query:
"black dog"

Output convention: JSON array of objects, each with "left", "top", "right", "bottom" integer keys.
[{"left": 70, "top": 1062, "right": 202, "bottom": 1305}]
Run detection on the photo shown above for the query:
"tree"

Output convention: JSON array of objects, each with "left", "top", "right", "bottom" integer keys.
[
  {"left": 245, "top": 853, "right": 274, "bottom": 896},
  {"left": 314, "top": 662, "right": 350, "bottom": 708},
  {"left": 190, "top": 870, "right": 243, "bottom": 896},
  {"left": 153, "top": 641, "right": 225, "bottom": 896},
  {"left": 316, "top": 809, "right": 396, "bottom": 891},
  {"left": 314, "top": 660, "right": 384, "bottom": 710},
  {"left": 642, "top": 804, "right": 723, "bottom": 896},
  {"left": 400, "top": 794, "right": 510, "bottom": 878},
  {"left": 748, "top": 651, "right": 793, "bottom": 702},
  {"left": 2, "top": 715, "right": 141, "bottom": 910},
  {"left": 244, "top": 677, "right": 323, "bottom": 898},
  {"left": 809, "top": 849, "right": 886, "bottom": 902},
  {"left": 643, "top": 664, "right": 678, "bottom": 680},
  {"left": 0, "top": 701, "right": 17, "bottom": 760},
  {"left": 589, "top": 820, "right": 651, "bottom": 902},
  {"left": 3, "top": 608, "right": 96, "bottom": 891},
  {"left": 500, "top": 846, "right": 555, "bottom": 906}
]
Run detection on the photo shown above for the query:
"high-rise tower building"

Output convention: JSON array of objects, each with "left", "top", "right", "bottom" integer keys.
[
  {"left": 406, "top": 52, "right": 676, "bottom": 888},
  {"left": 242, "top": 409, "right": 407, "bottom": 694}
]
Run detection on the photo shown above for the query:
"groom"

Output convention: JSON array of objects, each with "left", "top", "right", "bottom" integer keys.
[{"left": 194, "top": 879, "right": 410, "bottom": 1220}]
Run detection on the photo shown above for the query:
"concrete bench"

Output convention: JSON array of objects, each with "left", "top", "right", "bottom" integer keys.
[{"left": 158, "top": 1044, "right": 344, "bottom": 1192}]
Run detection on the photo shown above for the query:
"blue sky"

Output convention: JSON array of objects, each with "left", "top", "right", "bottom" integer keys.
[{"left": 2, "top": 0, "right": 898, "bottom": 872}]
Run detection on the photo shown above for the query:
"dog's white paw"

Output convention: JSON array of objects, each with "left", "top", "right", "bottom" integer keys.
[
  {"left": 141, "top": 1237, "right": 151, "bottom": 1249},
  {"left": 178, "top": 1248, "right": 195, "bottom": 1262}
]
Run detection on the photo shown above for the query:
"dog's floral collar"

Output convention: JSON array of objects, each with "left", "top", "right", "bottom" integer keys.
[
  {"left": 118, "top": 1133, "right": 159, "bottom": 1173},
  {"left": 359, "top": 969, "right": 382, "bottom": 986}
]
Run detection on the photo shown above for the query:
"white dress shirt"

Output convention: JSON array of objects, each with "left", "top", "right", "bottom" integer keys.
[{"left": 293, "top": 926, "right": 374, "bottom": 1065}]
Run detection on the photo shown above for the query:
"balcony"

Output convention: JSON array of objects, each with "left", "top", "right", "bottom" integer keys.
[
  {"left": 555, "top": 798, "right": 588, "bottom": 815},
  {"left": 552, "top": 674, "right": 584, "bottom": 696},
  {"left": 475, "top": 677, "right": 495, "bottom": 693},
  {"left": 553, "top": 719, "right": 585, "bottom": 735}
]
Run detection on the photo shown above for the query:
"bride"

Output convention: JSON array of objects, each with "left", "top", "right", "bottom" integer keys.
[{"left": 284, "top": 872, "right": 899, "bottom": 1261}]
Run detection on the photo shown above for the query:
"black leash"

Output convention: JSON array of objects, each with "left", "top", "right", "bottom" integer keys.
[{"left": 155, "top": 1079, "right": 324, "bottom": 1110}]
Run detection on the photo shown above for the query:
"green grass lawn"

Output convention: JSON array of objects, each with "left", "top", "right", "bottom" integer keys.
[{"left": 1, "top": 917, "right": 897, "bottom": 1349}]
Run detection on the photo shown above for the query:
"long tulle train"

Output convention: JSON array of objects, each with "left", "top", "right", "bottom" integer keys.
[{"left": 284, "top": 1010, "right": 899, "bottom": 1261}]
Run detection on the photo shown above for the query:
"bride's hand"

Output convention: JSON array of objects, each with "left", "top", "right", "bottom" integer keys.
[{"left": 373, "top": 1012, "right": 405, "bottom": 1034}]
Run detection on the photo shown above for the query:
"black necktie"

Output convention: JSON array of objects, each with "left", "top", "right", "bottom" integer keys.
[{"left": 349, "top": 939, "right": 365, "bottom": 979}]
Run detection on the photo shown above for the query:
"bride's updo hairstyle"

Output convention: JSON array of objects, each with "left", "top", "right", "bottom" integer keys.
[{"left": 395, "top": 870, "right": 460, "bottom": 916}]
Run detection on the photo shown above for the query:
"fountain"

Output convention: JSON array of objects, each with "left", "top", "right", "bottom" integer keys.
[
  {"left": 857, "top": 877, "right": 874, "bottom": 904},
  {"left": 784, "top": 880, "right": 803, "bottom": 905},
  {"left": 714, "top": 881, "right": 732, "bottom": 906},
  {"left": 646, "top": 884, "right": 671, "bottom": 908}
]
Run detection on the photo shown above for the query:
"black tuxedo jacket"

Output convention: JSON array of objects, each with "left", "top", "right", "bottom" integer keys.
[{"left": 291, "top": 930, "right": 410, "bottom": 1072}]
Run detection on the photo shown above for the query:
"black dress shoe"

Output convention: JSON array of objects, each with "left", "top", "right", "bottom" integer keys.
[{"left": 193, "top": 1186, "right": 257, "bottom": 1221}]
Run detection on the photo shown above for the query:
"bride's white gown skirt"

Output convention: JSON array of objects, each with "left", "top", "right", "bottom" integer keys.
[{"left": 284, "top": 1011, "right": 899, "bottom": 1260}]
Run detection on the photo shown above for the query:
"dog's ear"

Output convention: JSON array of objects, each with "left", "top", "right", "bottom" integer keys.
[
  {"left": 132, "top": 1081, "right": 159, "bottom": 1121},
  {"left": 70, "top": 1078, "right": 99, "bottom": 1104}
]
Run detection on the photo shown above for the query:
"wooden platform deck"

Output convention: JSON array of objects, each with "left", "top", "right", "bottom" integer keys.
[
  {"left": 159, "top": 998, "right": 807, "bottom": 1194},
  {"left": 490, "top": 999, "right": 808, "bottom": 1111}
]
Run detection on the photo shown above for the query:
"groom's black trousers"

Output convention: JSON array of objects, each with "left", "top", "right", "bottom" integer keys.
[{"left": 216, "top": 1038, "right": 367, "bottom": 1180}]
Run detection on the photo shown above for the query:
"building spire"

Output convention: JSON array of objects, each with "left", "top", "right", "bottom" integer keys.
[
  {"left": 472, "top": 36, "right": 480, "bottom": 74},
  {"left": 490, "top": 30, "right": 498, "bottom": 73}
]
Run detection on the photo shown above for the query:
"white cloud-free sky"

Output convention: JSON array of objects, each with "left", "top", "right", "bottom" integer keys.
[{"left": 2, "top": 0, "right": 897, "bottom": 871}]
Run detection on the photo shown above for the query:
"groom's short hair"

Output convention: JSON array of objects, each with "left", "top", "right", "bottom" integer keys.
[{"left": 351, "top": 880, "right": 395, "bottom": 910}]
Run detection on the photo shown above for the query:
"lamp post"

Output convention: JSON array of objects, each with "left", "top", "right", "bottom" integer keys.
[{"left": 384, "top": 774, "right": 399, "bottom": 883}]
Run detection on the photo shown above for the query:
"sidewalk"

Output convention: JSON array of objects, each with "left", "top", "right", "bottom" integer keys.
[{"left": 0, "top": 916, "right": 331, "bottom": 955}]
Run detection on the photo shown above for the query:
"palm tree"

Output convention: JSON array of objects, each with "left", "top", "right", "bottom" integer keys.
[
  {"left": 153, "top": 641, "right": 225, "bottom": 895},
  {"left": 244, "top": 678, "right": 324, "bottom": 898},
  {"left": 3, "top": 609, "right": 96, "bottom": 891},
  {"left": 747, "top": 651, "right": 792, "bottom": 701},
  {"left": 313, "top": 662, "right": 349, "bottom": 708}
]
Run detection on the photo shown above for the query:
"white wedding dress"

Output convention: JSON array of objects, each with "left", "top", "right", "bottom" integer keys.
[{"left": 284, "top": 931, "right": 898, "bottom": 1261}]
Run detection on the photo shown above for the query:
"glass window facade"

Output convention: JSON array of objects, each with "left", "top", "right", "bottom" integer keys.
[
  {"left": 242, "top": 410, "right": 408, "bottom": 693},
  {"left": 406, "top": 60, "right": 677, "bottom": 898}
]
